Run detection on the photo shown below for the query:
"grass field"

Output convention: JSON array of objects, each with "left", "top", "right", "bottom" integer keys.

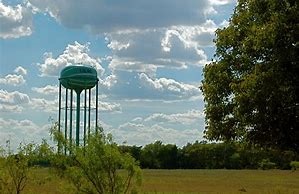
[{"left": 24, "top": 168, "right": 299, "bottom": 194}]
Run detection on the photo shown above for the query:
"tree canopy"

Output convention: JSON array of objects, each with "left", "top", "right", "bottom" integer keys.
[{"left": 201, "top": 0, "right": 298, "bottom": 151}]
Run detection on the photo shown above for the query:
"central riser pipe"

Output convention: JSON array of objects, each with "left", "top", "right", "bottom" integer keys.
[{"left": 76, "top": 91, "right": 81, "bottom": 146}]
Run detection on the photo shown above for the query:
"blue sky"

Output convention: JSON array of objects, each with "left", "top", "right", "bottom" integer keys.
[{"left": 0, "top": 0, "right": 236, "bottom": 149}]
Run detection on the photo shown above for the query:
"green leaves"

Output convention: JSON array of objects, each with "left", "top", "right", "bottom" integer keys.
[
  {"left": 51, "top": 126, "right": 142, "bottom": 194},
  {"left": 201, "top": 0, "right": 298, "bottom": 151},
  {"left": 0, "top": 143, "right": 35, "bottom": 194}
]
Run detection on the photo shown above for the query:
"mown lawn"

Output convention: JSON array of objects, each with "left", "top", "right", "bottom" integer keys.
[{"left": 24, "top": 168, "right": 299, "bottom": 194}]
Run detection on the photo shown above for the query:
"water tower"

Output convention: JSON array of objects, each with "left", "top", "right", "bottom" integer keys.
[{"left": 58, "top": 65, "right": 99, "bottom": 151}]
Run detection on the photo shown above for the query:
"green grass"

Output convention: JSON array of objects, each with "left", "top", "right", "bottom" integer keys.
[
  {"left": 141, "top": 169, "right": 299, "bottom": 194},
  {"left": 24, "top": 168, "right": 299, "bottom": 194}
]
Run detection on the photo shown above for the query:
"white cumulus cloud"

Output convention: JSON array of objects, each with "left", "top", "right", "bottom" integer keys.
[
  {"left": 0, "top": 1, "right": 33, "bottom": 39},
  {"left": 106, "top": 28, "right": 208, "bottom": 75},
  {"left": 96, "top": 70, "right": 202, "bottom": 101},
  {"left": 139, "top": 73, "right": 201, "bottom": 100},
  {"left": 0, "top": 66, "right": 27, "bottom": 86},
  {"left": 209, "top": 0, "right": 236, "bottom": 5},
  {"left": 113, "top": 122, "right": 202, "bottom": 147},
  {"left": 0, "top": 74, "right": 25, "bottom": 86},
  {"left": 38, "top": 41, "right": 105, "bottom": 77},
  {"left": 0, "top": 103, "right": 23, "bottom": 113},
  {"left": 99, "top": 74, "right": 118, "bottom": 90},
  {"left": 27, "top": 0, "right": 212, "bottom": 33},
  {"left": 0, "top": 118, "right": 49, "bottom": 150},
  {"left": 0, "top": 89, "right": 30, "bottom": 105},
  {"left": 0, "top": 90, "right": 30, "bottom": 113},
  {"left": 98, "top": 101, "right": 121, "bottom": 113},
  {"left": 14, "top": 66, "right": 27, "bottom": 75},
  {"left": 32, "top": 85, "right": 58, "bottom": 95},
  {"left": 143, "top": 109, "right": 204, "bottom": 124},
  {"left": 0, "top": 118, "right": 38, "bottom": 133},
  {"left": 30, "top": 98, "right": 57, "bottom": 113}
]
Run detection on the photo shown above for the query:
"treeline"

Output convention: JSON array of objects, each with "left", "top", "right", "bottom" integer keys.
[
  {"left": 119, "top": 141, "right": 299, "bottom": 170},
  {"left": 7, "top": 139, "right": 299, "bottom": 170}
]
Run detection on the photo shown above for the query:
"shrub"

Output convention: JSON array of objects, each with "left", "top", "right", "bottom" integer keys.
[
  {"left": 0, "top": 143, "right": 34, "bottom": 194},
  {"left": 51, "top": 125, "right": 142, "bottom": 194},
  {"left": 259, "top": 159, "right": 276, "bottom": 170},
  {"left": 290, "top": 161, "right": 299, "bottom": 171}
]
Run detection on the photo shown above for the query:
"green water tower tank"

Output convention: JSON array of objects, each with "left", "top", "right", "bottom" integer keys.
[
  {"left": 59, "top": 65, "right": 99, "bottom": 147},
  {"left": 59, "top": 65, "right": 98, "bottom": 91}
]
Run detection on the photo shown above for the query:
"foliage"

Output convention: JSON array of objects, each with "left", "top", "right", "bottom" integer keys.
[
  {"left": 28, "top": 139, "right": 54, "bottom": 167},
  {"left": 51, "top": 125, "right": 142, "bottom": 194},
  {"left": 140, "top": 141, "right": 178, "bottom": 169},
  {"left": 119, "top": 145, "right": 142, "bottom": 163},
  {"left": 201, "top": 0, "right": 299, "bottom": 151},
  {"left": 120, "top": 140, "right": 299, "bottom": 170},
  {"left": 259, "top": 159, "right": 276, "bottom": 170},
  {"left": 290, "top": 161, "right": 299, "bottom": 171},
  {"left": 0, "top": 142, "right": 34, "bottom": 194}
]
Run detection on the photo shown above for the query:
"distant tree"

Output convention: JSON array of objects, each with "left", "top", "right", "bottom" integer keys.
[
  {"left": 119, "top": 145, "right": 142, "bottom": 162},
  {"left": 180, "top": 142, "right": 207, "bottom": 169},
  {"left": 180, "top": 141, "right": 237, "bottom": 169},
  {"left": 201, "top": 0, "right": 299, "bottom": 151},
  {"left": 51, "top": 125, "right": 141, "bottom": 194},
  {"left": 140, "top": 141, "right": 163, "bottom": 169},
  {"left": 140, "top": 141, "right": 178, "bottom": 169},
  {"left": 159, "top": 144, "right": 178, "bottom": 169}
]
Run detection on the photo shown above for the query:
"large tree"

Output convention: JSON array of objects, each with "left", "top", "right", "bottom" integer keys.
[{"left": 201, "top": 0, "right": 298, "bottom": 151}]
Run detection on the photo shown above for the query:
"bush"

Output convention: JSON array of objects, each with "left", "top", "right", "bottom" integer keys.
[
  {"left": 0, "top": 143, "right": 34, "bottom": 194},
  {"left": 290, "top": 161, "right": 299, "bottom": 171},
  {"left": 259, "top": 159, "right": 276, "bottom": 170},
  {"left": 51, "top": 125, "right": 142, "bottom": 194}
]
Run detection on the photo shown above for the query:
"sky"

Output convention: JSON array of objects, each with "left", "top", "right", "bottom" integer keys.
[{"left": 0, "top": 0, "right": 236, "bottom": 149}]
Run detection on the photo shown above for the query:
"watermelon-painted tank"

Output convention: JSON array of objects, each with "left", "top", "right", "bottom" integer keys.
[{"left": 59, "top": 65, "right": 98, "bottom": 91}]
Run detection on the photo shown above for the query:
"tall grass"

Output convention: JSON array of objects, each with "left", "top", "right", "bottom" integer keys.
[{"left": 24, "top": 169, "right": 299, "bottom": 194}]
